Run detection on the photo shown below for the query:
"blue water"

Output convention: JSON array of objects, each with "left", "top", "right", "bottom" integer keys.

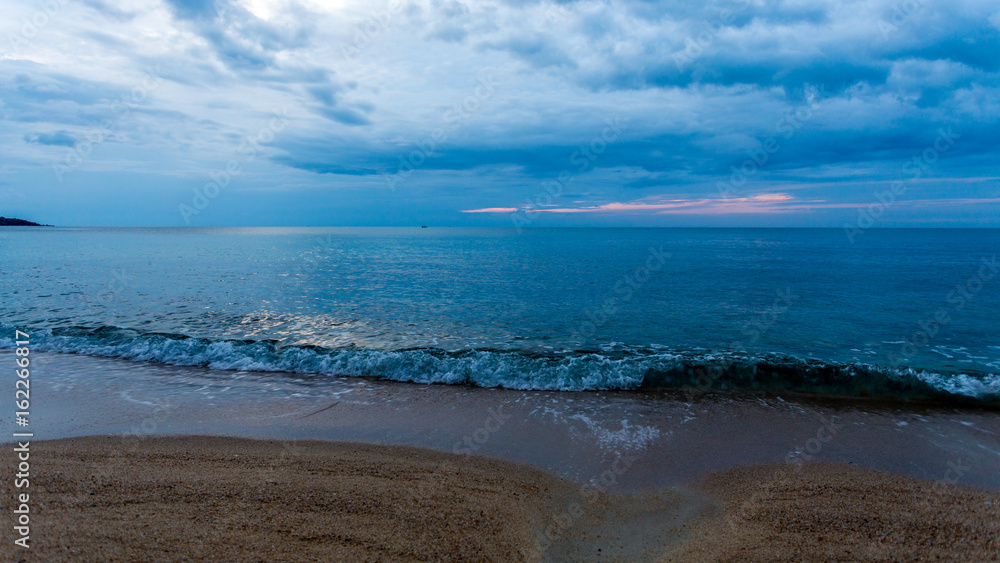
[{"left": 1, "top": 227, "right": 997, "bottom": 402}]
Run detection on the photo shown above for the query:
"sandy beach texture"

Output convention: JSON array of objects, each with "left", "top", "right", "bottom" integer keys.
[
  {"left": 662, "top": 462, "right": 1000, "bottom": 562},
  {"left": 2, "top": 436, "right": 998, "bottom": 562}
]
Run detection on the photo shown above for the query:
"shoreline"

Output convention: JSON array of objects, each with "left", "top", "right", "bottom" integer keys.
[
  {"left": 13, "top": 350, "right": 1000, "bottom": 493},
  {"left": 5, "top": 332, "right": 998, "bottom": 406},
  {"left": 2, "top": 436, "right": 998, "bottom": 562}
]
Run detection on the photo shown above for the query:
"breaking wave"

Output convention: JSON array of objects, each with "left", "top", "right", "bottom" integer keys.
[{"left": 2, "top": 325, "right": 998, "bottom": 405}]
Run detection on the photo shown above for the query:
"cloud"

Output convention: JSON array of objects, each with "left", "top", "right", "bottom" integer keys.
[
  {"left": 162, "top": 0, "right": 220, "bottom": 20},
  {"left": 463, "top": 194, "right": 1000, "bottom": 216},
  {"left": 464, "top": 193, "right": 805, "bottom": 214},
  {"left": 478, "top": 34, "right": 578, "bottom": 68},
  {"left": 462, "top": 207, "right": 518, "bottom": 213},
  {"left": 24, "top": 131, "right": 78, "bottom": 147},
  {"left": 0, "top": 0, "right": 998, "bottom": 226}
]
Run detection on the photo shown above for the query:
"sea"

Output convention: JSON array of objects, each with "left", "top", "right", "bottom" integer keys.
[{"left": 1, "top": 227, "right": 998, "bottom": 405}]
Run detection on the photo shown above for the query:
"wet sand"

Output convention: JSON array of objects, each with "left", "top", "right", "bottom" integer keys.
[
  {"left": 2, "top": 436, "right": 998, "bottom": 562},
  {"left": 19, "top": 350, "right": 1000, "bottom": 493}
]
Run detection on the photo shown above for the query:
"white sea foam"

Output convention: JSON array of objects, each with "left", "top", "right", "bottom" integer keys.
[
  {"left": 914, "top": 370, "right": 1000, "bottom": 399},
  {"left": 2, "top": 327, "right": 997, "bottom": 402},
  {"left": 566, "top": 414, "right": 663, "bottom": 452}
]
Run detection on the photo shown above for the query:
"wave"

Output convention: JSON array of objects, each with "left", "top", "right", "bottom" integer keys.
[{"left": 2, "top": 325, "right": 998, "bottom": 405}]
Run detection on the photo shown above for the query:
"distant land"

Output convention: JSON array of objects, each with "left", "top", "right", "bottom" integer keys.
[{"left": 0, "top": 217, "right": 48, "bottom": 226}]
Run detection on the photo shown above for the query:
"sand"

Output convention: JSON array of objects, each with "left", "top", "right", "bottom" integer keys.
[
  {"left": 2, "top": 436, "right": 998, "bottom": 562},
  {"left": 663, "top": 462, "right": 1000, "bottom": 562}
]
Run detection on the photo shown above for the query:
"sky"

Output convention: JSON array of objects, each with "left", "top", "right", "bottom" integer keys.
[{"left": 0, "top": 0, "right": 998, "bottom": 227}]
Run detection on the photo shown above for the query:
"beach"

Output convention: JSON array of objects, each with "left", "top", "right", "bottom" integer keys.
[
  {"left": 664, "top": 462, "right": 1000, "bottom": 561},
  {"left": 2, "top": 435, "right": 997, "bottom": 562},
  {"left": 2, "top": 350, "right": 998, "bottom": 560},
  {"left": 4, "top": 0, "right": 1000, "bottom": 552},
  {"left": 2, "top": 227, "right": 999, "bottom": 560}
]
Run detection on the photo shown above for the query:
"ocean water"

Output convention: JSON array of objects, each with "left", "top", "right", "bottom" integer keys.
[{"left": 1, "top": 227, "right": 997, "bottom": 403}]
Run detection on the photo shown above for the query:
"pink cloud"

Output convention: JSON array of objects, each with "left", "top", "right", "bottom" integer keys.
[
  {"left": 459, "top": 195, "right": 1000, "bottom": 216},
  {"left": 461, "top": 207, "right": 519, "bottom": 213},
  {"left": 536, "top": 193, "right": 802, "bottom": 214}
]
